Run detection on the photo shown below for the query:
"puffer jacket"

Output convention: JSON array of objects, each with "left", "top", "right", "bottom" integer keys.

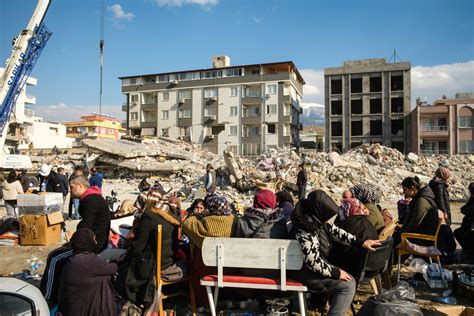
[
  {"left": 236, "top": 207, "right": 288, "bottom": 239},
  {"left": 429, "top": 179, "right": 451, "bottom": 225}
]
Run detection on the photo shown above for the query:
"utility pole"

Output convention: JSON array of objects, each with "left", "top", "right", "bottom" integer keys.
[{"left": 99, "top": 0, "right": 104, "bottom": 114}]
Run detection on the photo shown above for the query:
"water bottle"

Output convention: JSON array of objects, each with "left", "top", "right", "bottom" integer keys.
[
  {"left": 40, "top": 181, "right": 46, "bottom": 192},
  {"left": 434, "top": 296, "right": 457, "bottom": 305}
]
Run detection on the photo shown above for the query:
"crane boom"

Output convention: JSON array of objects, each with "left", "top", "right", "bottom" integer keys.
[{"left": 0, "top": 0, "right": 52, "bottom": 156}]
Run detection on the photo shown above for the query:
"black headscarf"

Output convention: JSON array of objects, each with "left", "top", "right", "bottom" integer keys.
[
  {"left": 291, "top": 190, "right": 339, "bottom": 232},
  {"left": 276, "top": 190, "right": 294, "bottom": 207},
  {"left": 70, "top": 228, "right": 98, "bottom": 254}
]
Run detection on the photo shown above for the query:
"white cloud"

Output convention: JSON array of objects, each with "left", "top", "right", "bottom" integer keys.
[
  {"left": 34, "top": 103, "right": 125, "bottom": 122},
  {"left": 299, "top": 60, "right": 474, "bottom": 107},
  {"left": 154, "top": 0, "right": 218, "bottom": 9},
  {"left": 412, "top": 61, "right": 474, "bottom": 103},
  {"left": 300, "top": 69, "right": 324, "bottom": 104},
  {"left": 300, "top": 102, "right": 324, "bottom": 110},
  {"left": 108, "top": 4, "right": 135, "bottom": 21}
]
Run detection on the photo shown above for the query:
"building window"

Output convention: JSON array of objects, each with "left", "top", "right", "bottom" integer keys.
[
  {"left": 229, "top": 126, "right": 238, "bottom": 135},
  {"left": 459, "top": 116, "right": 474, "bottom": 127},
  {"left": 230, "top": 87, "right": 238, "bottom": 97},
  {"left": 351, "top": 99, "right": 362, "bottom": 114},
  {"left": 179, "top": 127, "right": 190, "bottom": 136},
  {"left": 459, "top": 140, "right": 474, "bottom": 153},
  {"left": 48, "top": 127, "right": 59, "bottom": 136},
  {"left": 331, "top": 100, "right": 343, "bottom": 115},
  {"left": 204, "top": 88, "right": 218, "bottom": 98},
  {"left": 391, "top": 74, "right": 403, "bottom": 91},
  {"left": 226, "top": 69, "right": 242, "bottom": 77},
  {"left": 230, "top": 106, "right": 238, "bottom": 116},
  {"left": 244, "top": 87, "right": 261, "bottom": 97},
  {"left": 178, "top": 90, "right": 191, "bottom": 100},
  {"left": 130, "top": 78, "right": 137, "bottom": 85},
  {"left": 243, "top": 126, "right": 261, "bottom": 137},
  {"left": 351, "top": 120, "right": 363, "bottom": 136},
  {"left": 391, "top": 97, "right": 404, "bottom": 113},
  {"left": 391, "top": 119, "right": 404, "bottom": 136},
  {"left": 158, "top": 75, "right": 169, "bottom": 82},
  {"left": 370, "top": 120, "right": 382, "bottom": 136},
  {"left": 267, "top": 124, "right": 276, "bottom": 134},
  {"left": 161, "top": 92, "right": 169, "bottom": 102},
  {"left": 351, "top": 77, "right": 362, "bottom": 93},
  {"left": 161, "top": 128, "right": 169, "bottom": 137},
  {"left": 242, "top": 143, "right": 261, "bottom": 156},
  {"left": 130, "top": 94, "right": 139, "bottom": 103},
  {"left": 370, "top": 76, "right": 382, "bottom": 92},
  {"left": 370, "top": 98, "right": 382, "bottom": 114},
  {"left": 130, "top": 112, "right": 138, "bottom": 120},
  {"left": 266, "top": 84, "right": 277, "bottom": 95},
  {"left": 178, "top": 109, "right": 191, "bottom": 118},
  {"left": 201, "top": 70, "right": 222, "bottom": 79},
  {"left": 331, "top": 121, "right": 342, "bottom": 137},
  {"left": 331, "top": 79, "right": 342, "bottom": 94},
  {"left": 243, "top": 107, "right": 260, "bottom": 117},
  {"left": 204, "top": 107, "right": 212, "bottom": 117},
  {"left": 161, "top": 110, "right": 169, "bottom": 120},
  {"left": 266, "top": 104, "right": 277, "bottom": 115}
]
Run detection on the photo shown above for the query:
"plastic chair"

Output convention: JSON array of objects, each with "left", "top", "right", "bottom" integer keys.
[
  {"left": 351, "top": 238, "right": 394, "bottom": 315},
  {"left": 396, "top": 219, "right": 444, "bottom": 284},
  {"left": 156, "top": 225, "right": 196, "bottom": 316}
]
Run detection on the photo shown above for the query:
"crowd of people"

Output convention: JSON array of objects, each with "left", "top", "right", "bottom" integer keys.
[{"left": 2, "top": 161, "right": 471, "bottom": 316}]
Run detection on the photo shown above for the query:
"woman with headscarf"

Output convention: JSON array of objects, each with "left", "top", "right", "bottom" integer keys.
[
  {"left": 58, "top": 228, "right": 118, "bottom": 316},
  {"left": 291, "top": 190, "right": 380, "bottom": 315},
  {"left": 116, "top": 196, "right": 183, "bottom": 307},
  {"left": 429, "top": 166, "right": 453, "bottom": 225},
  {"left": 236, "top": 189, "right": 288, "bottom": 239},
  {"left": 331, "top": 192, "right": 378, "bottom": 276},
  {"left": 183, "top": 194, "right": 239, "bottom": 306},
  {"left": 350, "top": 184, "right": 385, "bottom": 232}
]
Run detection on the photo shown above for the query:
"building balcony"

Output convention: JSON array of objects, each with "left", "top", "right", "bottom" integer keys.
[
  {"left": 420, "top": 125, "right": 449, "bottom": 132},
  {"left": 421, "top": 150, "right": 449, "bottom": 155},
  {"left": 141, "top": 103, "right": 157, "bottom": 110},
  {"left": 122, "top": 104, "right": 128, "bottom": 112},
  {"left": 242, "top": 116, "right": 261, "bottom": 125},
  {"left": 242, "top": 96, "right": 262, "bottom": 104},
  {"left": 140, "top": 121, "right": 156, "bottom": 128},
  {"left": 419, "top": 126, "right": 449, "bottom": 138},
  {"left": 241, "top": 135, "right": 261, "bottom": 143}
]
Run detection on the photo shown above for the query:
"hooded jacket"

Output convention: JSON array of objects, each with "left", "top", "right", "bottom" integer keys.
[
  {"left": 77, "top": 186, "right": 111, "bottom": 252},
  {"left": 292, "top": 190, "right": 363, "bottom": 280},
  {"left": 429, "top": 178, "right": 451, "bottom": 225},
  {"left": 401, "top": 185, "right": 438, "bottom": 236}
]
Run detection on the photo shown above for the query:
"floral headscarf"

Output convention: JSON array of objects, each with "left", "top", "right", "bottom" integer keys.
[
  {"left": 350, "top": 184, "right": 380, "bottom": 204},
  {"left": 339, "top": 197, "right": 369, "bottom": 222},
  {"left": 205, "top": 195, "right": 232, "bottom": 216}
]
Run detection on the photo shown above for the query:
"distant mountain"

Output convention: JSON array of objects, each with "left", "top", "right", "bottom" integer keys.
[{"left": 300, "top": 102, "right": 325, "bottom": 126}]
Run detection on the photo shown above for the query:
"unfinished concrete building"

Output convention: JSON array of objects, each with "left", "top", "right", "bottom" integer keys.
[
  {"left": 119, "top": 56, "right": 305, "bottom": 156},
  {"left": 324, "top": 59, "right": 411, "bottom": 153}
]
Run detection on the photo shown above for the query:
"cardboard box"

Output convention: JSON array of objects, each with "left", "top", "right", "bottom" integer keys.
[
  {"left": 19, "top": 211, "right": 64, "bottom": 246},
  {"left": 422, "top": 306, "right": 474, "bottom": 316},
  {"left": 18, "top": 193, "right": 64, "bottom": 215}
]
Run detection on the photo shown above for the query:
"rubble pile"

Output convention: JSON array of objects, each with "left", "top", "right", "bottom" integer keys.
[{"left": 30, "top": 139, "right": 473, "bottom": 204}]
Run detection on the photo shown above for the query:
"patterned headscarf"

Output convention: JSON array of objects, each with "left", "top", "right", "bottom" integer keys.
[
  {"left": 205, "top": 195, "right": 232, "bottom": 216},
  {"left": 435, "top": 167, "right": 452, "bottom": 183},
  {"left": 350, "top": 184, "right": 380, "bottom": 204},
  {"left": 339, "top": 197, "right": 369, "bottom": 221}
]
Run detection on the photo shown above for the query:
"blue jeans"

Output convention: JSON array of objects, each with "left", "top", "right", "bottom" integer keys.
[{"left": 68, "top": 198, "right": 80, "bottom": 219}]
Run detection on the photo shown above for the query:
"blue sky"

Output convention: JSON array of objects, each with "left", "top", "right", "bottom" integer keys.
[{"left": 1, "top": 0, "right": 473, "bottom": 121}]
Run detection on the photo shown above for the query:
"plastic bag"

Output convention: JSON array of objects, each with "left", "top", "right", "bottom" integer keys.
[{"left": 374, "top": 281, "right": 417, "bottom": 302}]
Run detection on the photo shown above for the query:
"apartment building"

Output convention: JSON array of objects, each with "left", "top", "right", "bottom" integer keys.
[
  {"left": 411, "top": 94, "right": 474, "bottom": 155},
  {"left": 119, "top": 56, "right": 305, "bottom": 156},
  {"left": 64, "top": 113, "right": 125, "bottom": 142},
  {"left": 324, "top": 59, "right": 411, "bottom": 153}
]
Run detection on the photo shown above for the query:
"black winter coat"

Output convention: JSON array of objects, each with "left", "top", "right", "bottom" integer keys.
[
  {"left": 429, "top": 179, "right": 451, "bottom": 225},
  {"left": 77, "top": 194, "right": 111, "bottom": 252},
  {"left": 454, "top": 197, "right": 474, "bottom": 255},
  {"left": 38, "top": 171, "right": 64, "bottom": 193}
]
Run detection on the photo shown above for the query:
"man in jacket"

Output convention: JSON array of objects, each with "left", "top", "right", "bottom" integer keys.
[
  {"left": 69, "top": 175, "right": 110, "bottom": 252},
  {"left": 38, "top": 164, "right": 64, "bottom": 193},
  {"left": 89, "top": 167, "right": 103, "bottom": 189},
  {"left": 57, "top": 167, "right": 69, "bottom": 201},
  {"left": 205, "top": 164, "right": 216, "bottom": 196},
  {"left": 296, "top": 163, "right": 307, "bottom": 200}
]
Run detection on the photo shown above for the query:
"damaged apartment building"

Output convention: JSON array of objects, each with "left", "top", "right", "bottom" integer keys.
[
  {"left": 324, "top": 59, "right": 411, "bottom": 153},
  {"left": 119, "top": 56, "right": 305, "bottom": 156}
]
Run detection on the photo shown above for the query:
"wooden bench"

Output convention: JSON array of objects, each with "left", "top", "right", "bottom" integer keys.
[{"left": 200, "top": 237, "right": 308, "bottom": 316}]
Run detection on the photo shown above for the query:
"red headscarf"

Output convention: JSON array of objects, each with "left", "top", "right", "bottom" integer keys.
[{"left": 253, "top": 189, "right": 277, "bottom": 209}]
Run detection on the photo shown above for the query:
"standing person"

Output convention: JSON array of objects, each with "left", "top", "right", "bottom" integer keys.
[
  {"left": 454, "top": 183, "right": 474, "bottom": 260},
  {"left": 205, "top": 164, "right": 216, "bottom": 196},
  {"left": 38, "top": 164, "right": 64, "bottom": 193},
  {"left": 429, "top": 166, "right": 452, "bottom": 225},
  {"left": 89, "top": 167, "right": 103, "bottom": 189},
  {"left": 58, "top": 228, "right": 117, "bottom": 316},
  {"left": 2, "top": 171, "right": 24, "bottom": 218},
  {"left": 68, "top": 166, "right": 83, "bottom": 220},
  {"left": 296, "top": 163, "right": 308, "bottom": 200},
  {"left": 69, "top": 175, "right": 111, "bottom": 252},
  {"left": 57, "top": 167, "right": 69, "bottom": 203},
  {"left": 19, "top": 170, "right": 33, "bottom": 193}
]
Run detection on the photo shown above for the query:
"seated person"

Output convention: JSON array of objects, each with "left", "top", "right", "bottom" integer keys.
[
  {"left": 236, "top": 189, "right": 288, "bottom": 239},
  {"left": 331, "top": 193, "right": 378, "bottom": 275},
  {"left": 290, "top": 190, "right": 380, "bottom": 315},
  {"left": 454, "top": 183, "right": 474, "bottom": 260},
  {"left": 350, "top": 184, "right": 385, "bottom": 232},
  {"left": 276, "top": 189, "right": 295, "bottom": 231},
  {"left": 393, "top": 177, "right": 439, "bottom": 246},
  {"left": 182, "top": 194, "right": 238, "bottom": 307},
  {"left": 116, "top": 198, "right": 184, "bottom": 307},
  {"left": 58, "top": 228, "right": 118, "bottom": 316}
]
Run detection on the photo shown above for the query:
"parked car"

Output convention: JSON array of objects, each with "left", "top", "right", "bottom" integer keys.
[{"left": 0, "top": 277, "right": 49, "bottom": 315}]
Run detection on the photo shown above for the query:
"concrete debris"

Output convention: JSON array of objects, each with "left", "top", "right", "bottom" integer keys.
[{"left": 28, "top": 139, "right": 474, "bottom": 206}]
